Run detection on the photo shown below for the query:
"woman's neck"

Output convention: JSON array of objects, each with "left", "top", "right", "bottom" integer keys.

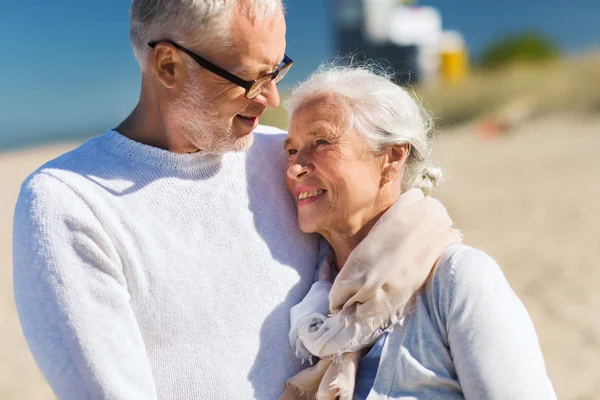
[
  {"left": 320, "top": 181, "right": 402, "bottom": 271},
  {"left": 323, "top": 208, "right": 387, "bottom": 271}
]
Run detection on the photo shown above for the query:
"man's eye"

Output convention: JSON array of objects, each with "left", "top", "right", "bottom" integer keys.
[
  {"left": 287, "top": 149, "right": 297, "bottom": 156},
  {"left": 316, "top": 139, "right": 329, "bottom": 146}
]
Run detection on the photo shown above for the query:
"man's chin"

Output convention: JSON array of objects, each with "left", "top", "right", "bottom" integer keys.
[{"left": 230, "top": 133, "right": 254, "bottom": 152}]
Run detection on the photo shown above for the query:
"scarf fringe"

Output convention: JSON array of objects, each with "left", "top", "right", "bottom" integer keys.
[{"left": 331, "top": 308, "right": 405, "bottom": 354}]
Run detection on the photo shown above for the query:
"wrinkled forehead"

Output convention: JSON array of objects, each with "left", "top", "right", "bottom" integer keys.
[
  {"left": 288, "top": 94, "right": 352, "bottom": 140},
  {"left": 294, "top": 94, "right": 349, "bottom": 125},
  {"left": 226, "top": 6, "right": 286, "bottom": 70}
]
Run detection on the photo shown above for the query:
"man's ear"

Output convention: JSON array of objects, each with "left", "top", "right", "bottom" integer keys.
[
  {"left": 381, "top": 143, "right": 410, "bottom": 185},
  {"left": 150, "top": 43, "right": 183, "bottom": 89}
]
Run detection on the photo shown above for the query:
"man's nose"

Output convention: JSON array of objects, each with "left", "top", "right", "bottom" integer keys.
[{"left": 252, "top": 80, "right": 280, "bottom": 108}]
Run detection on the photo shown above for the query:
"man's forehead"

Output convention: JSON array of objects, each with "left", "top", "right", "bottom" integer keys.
[{"left": 229, "top": 7, "right": 286, "bottom": 67}]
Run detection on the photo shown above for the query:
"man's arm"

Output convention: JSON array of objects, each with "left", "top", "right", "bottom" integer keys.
[{"left": 13, "top": 172, "right": 157, "bottom": 400}]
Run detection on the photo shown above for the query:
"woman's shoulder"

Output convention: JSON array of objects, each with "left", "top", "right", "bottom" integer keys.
[
  {"left": 434, "top": 244, "right": 506, "bottom": 284},
  {"left": 424, "top": 244, "right": 512, "bottom": 316}
]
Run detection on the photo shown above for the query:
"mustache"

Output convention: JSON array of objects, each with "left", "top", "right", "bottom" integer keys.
[{"left": 238, "top": 106, "right": 266, "bottom": 116}]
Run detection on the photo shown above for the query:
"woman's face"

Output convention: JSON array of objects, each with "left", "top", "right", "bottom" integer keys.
[{"left": 285, "top": 97, "right": 385, "bottom": 234}]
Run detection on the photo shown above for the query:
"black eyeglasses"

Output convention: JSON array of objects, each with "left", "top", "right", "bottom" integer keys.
[{"left": 148, "top": 40, "right": 293, "bottom": 99}]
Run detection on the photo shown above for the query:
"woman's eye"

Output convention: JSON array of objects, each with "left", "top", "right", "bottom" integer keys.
[{"left": 315, "top": 139, "right": 329, "bottom": 146}]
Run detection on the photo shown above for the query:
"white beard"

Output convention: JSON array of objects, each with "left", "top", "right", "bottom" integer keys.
[{"left": 165, "top": 79, "right": 240, "bottom": 155}]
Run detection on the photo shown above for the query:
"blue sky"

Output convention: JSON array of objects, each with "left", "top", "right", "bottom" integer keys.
[{"left": 1, "top": 1, "right": 599, "bottom": 149}]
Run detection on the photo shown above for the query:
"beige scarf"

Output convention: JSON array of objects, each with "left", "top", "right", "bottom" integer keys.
[{"left": 280, "top": 189, "right": 462, "bottom": 400}]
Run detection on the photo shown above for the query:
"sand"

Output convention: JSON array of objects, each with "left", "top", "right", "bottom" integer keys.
[{"left": 1, "top": 115, "right": 598, "bottom": 399}]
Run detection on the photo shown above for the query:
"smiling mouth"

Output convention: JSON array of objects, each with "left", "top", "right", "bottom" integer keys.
[{"left": 297, "top": 189, "right": 326, "bottom": 201}]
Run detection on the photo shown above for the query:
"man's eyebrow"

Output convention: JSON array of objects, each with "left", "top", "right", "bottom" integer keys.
[
  {"left": 258, "top": 56, "right": 285, "bottom": 75},
  {"left": 235, "top": 65, "right": 274, "bottom": 80},
  {"left": 283, "top": 138, "right": 293, "bottom": 149},
  {"left": 236, "top": 56, "right": 283, "bottom": 79}
]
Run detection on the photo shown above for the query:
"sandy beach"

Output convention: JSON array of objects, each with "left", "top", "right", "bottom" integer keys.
[{"left": 1, "top": 115, "right": 599, "bottom": 399}]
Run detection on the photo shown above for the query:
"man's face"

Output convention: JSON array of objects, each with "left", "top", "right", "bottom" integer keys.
[{"left": 164, "top": 7, "right": 287, "bottom": 154}]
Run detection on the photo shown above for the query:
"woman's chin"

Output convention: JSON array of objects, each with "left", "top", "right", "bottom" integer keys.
[
  {"left": 298, "top": 224, "right": 317, "bottom": 234},
  {"left": 297, "top": 218, "right": 320, "bottom": 234}
]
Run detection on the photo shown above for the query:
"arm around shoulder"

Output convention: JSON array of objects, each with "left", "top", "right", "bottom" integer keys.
[{"left": 13, "top": 172, "right": 157, "bottom": 400}]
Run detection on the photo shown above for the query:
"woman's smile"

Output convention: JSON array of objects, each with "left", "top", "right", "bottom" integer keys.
[{"left": 295, "top": 186, "right": 327, "bottom": 205}]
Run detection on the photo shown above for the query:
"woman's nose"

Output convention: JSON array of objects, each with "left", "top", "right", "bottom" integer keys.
[{"left": 286, "top": 157, "right": 312, "bottom": 181}]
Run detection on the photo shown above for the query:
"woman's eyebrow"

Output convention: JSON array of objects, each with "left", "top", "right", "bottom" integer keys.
[{"left": 309, "top": 128, "right": 335, "bottom": 138}]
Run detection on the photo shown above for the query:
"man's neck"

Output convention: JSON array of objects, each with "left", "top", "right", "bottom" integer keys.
[{"left": 116, "top": 97, "right": 200, "bottom": 154}]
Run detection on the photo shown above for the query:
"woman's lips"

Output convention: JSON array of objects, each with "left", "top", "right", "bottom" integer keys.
[{"left": 296, "top": 189, "right": 327, "bottom": 206}]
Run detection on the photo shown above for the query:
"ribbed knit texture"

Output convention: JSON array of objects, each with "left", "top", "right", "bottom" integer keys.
[{"left": 13, "top": 126, "right": 319, "bottom": 399}]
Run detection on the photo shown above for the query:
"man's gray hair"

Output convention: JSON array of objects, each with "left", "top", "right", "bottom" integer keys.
[
  {"left": 130, "top": 0, "right": 284, "bottom": 69},
  {"left": 286, "top": 64, "right": 443, "bottom": 196}
]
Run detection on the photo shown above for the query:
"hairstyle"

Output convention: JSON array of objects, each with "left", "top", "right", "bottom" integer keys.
[
  {"left": 129, "top": 0, "right": 283, "bottom": 70},
  {"left": 286, "top": 64, "right": 443, "bottom": 195}
]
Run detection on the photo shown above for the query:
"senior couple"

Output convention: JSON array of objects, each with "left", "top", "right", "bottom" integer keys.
[{"left": 13, "top": 1, "right": 555, "bottom": 399}]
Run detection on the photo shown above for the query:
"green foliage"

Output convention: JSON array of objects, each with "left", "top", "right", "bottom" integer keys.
[
  {"left": 419, "top": 52, "right": 600, "bottom": 127},
  {"left": 480, "top": 32, "right": 560, "bottom": 69},
  {"left": 258, "top": 106, "right": 289, "bottom": 130}
]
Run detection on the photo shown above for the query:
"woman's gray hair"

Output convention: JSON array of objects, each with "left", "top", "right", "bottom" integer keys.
[
  {"left": 130, "top": 0, "right": 283, "bottom": 70},
  {"left": 286, "top": 64, "right": 443, "bottom": 196}
]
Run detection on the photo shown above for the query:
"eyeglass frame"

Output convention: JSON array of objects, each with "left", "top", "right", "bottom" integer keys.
[{"left": 148, "top": 40, "right": 293, "bottom": 99}]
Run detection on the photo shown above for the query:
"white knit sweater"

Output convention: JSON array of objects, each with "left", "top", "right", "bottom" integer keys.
[{"left": 13, "top": 126, "right": 319, "bottom": 399}]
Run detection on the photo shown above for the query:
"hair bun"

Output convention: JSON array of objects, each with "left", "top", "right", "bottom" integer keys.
[{"left": 416, "top": 165, "right": 443, "bottom": 196}]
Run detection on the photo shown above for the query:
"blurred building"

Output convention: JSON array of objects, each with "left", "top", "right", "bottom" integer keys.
[{"left": 334, "top": 0, "right": 468, "bottom": 85}]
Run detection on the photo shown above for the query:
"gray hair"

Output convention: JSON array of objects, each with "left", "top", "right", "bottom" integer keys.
[
  {"left": 286, "top": 65, "right": 443, "bottom": 196},
  {"left": 130, "top": 0, "right": 284, "bottom": 69}
]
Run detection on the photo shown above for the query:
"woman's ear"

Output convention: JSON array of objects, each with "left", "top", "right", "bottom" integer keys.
[{"left": 381, "top": 143, "right": 410, "bottom": 185}]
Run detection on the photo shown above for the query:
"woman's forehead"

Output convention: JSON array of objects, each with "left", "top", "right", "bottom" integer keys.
[
  {"left": 290, "top": 111, "right": 345, "bottom": 139},
  {"left": 292, "top": 97, "right": 347, "bottom": 127}
]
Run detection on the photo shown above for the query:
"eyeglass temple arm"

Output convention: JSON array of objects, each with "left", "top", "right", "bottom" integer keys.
[{"left": 148, "top": 41, "right": 253, "bottom": 89}]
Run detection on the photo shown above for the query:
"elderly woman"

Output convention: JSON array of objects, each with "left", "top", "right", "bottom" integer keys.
[{"left": 280, "top": 67, "right": 556, "bottom": 400}]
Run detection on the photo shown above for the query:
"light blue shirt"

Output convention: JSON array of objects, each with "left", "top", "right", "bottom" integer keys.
[
  {"left": 355, "top": 245, "right": 556, "bottom": 399},
  {"left": 354, "top": 333, "right": 388, "bottom": 400}
]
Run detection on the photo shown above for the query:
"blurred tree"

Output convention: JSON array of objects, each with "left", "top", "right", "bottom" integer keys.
[{"left": 480, "top": 32, "right": 560, "bottom": 69}]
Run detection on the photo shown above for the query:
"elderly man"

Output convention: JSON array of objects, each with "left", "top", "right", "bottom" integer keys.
[
  {"left": 13, "top": 1, "right": 425, "bottom": 399},
  {"left": 14, "top": 1, "right": 314, "bottom": 399}
]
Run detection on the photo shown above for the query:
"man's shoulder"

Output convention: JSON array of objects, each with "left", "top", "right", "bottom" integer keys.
[
  {"left": 20, "top": 134, "right": 109, "bottom": 198},
  {"left": 248, "top": 124, "right": 288, "bottom": 158},
  {"left": 15, "top": 166, "right": 93, "bottom": 233},
  {"left": 253, "top": 124, "right": 287, "bottom": 136},
  {"left": 252, "top": 124, "right": 287, "bottom": 144},
  {"left": 36, "top": 134, "right": 107, "bottom": 173}
]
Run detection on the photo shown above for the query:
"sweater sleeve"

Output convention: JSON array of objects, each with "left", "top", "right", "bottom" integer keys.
[
  {"left": 440, "top": 246, "right": 556, "bottom": 400},
  {"left": 12, "top": 172, "right": 157, "bottom": 400}
]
